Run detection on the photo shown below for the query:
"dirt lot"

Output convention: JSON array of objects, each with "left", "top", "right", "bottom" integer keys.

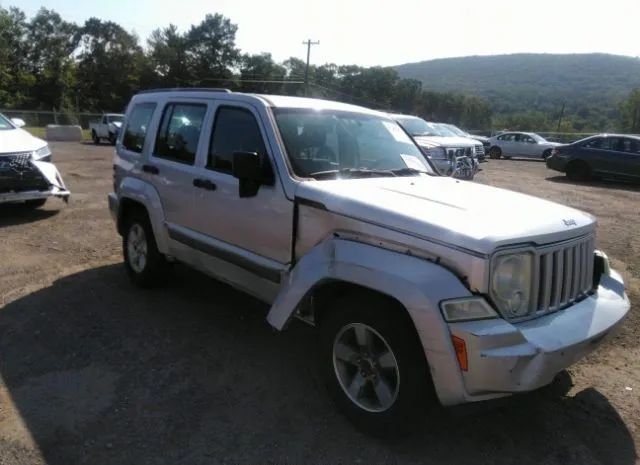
[{"left": 0, "top": 143, "right": 638, "bottom": 465}]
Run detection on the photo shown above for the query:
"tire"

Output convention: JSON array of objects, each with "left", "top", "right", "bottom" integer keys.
[
  {"left": 488, "top": 146, "right": 502, "bottom": 159},
  {"left": 566, "top": 160, "right": 591, "bottom": 181},
  {"left": 319, "top": 291, "right": 436, "bottom": 437},
  {"left": 24, "top": 199, "right": 47, "bottom": 208},
  {"left": 108, "top": 132, "right": 116, "bottom": 145},
  {"left": 92, "top": 130, "right": 100, "bottom": 145},
  {"left": 542, "top": 149, "right": 552, "bottom": 160},
  {"left": 122, "top": 209, "right": 169, "bottom": 288}
]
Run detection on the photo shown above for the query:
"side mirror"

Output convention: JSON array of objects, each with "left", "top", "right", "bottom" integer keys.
[
  {"left": 232, "top": 151, "right": 262, "bottom": 198},
  {"left": 11, "top": 118, "right": 26, "bottom": 128}
]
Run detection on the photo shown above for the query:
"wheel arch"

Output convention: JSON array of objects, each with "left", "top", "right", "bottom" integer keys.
[
  {"left": 267, "top": 238, "right": 473, "bottom": 406},
  {"left": 116, "top": 177, "right": 169, "bottom": 253}
]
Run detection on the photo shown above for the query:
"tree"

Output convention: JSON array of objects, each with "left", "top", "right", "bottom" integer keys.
[
  {"left": 239, "top": 52, "right": 287, "bottom": 93},
  {"left": 26, "top": 8, "right": 78, "bottom": 110},
  {"left": 75, "top": 18, "right": 148, "bottom": 111},
  {"left": 147, "top": 24, "right": 189, "bottom": 87},
  {"left": 185, "top": 14, "right": 240, "bottom": 86},
  {"left": 0, "top": 6, "right": 34, "bottom": 108},
  {"left": 619, "top": 88, "right": 640, "bottom": 133}
]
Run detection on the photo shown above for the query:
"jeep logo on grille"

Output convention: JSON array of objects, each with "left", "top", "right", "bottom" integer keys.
[{"left": 563, "top": 219, "right": 577, "bottom": 226}]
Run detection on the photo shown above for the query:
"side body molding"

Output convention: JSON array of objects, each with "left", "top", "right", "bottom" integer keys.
[
  {"left": 267, "top": 238, "right": 474, "bottom": 406},
  {"left": 117, "top": 176, "right": 169, "bottom": 254}
]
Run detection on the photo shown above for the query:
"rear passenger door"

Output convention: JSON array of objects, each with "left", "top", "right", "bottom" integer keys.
[
  {"left": 146, "top": 101, "right": 209, "bottom": 231},
  {"left": 190, "top": 102, "right": 292, "bottom": 267}
]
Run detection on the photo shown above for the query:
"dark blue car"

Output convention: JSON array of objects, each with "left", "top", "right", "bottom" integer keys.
[{"left": 546, "top": 134, "right": 640, "bottom": 181}]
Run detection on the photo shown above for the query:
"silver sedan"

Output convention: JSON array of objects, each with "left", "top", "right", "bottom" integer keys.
[{"left": 488, "top": 132, "right": 561, "bottom": 160}]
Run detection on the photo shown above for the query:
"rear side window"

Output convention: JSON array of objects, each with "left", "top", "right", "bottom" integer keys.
[
  {"left": 208, "top": 106, "right": 267, "bottom": 173},
  {"left": 122, "top": 103, "right": 156, "bottom": 154},
  {"left": 154, "top": 103, "right": 207, "bottom": 165}
]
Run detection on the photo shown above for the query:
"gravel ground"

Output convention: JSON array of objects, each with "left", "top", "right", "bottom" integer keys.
[{"left": 0, "top": 143, "right": 638, "bottom": 465}]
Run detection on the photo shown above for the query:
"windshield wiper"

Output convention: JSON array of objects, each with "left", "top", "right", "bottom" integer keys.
[
  {"left": 307, "top": 168, "right": 398, "bottom": 179},
  {"left": 390, "top": 167, "right": 433, "bottom": 177}
]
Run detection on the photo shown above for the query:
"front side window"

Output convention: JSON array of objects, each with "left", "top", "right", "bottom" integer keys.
[
  {"left": 122, "top": 103, "right": 156, "bottom": 154},
  {"left": 274, "top": 108, "right": 433, "bottom": 179},
  {"left": 208, "top": 106, "right": 268, "bottom": 173},
  {"left": 154, "top": 103, "right": 207, "bottom": 164}
]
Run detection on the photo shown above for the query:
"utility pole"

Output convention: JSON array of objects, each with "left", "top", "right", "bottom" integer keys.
[
  {"left": 556, "top": 102, "right": 566, "bottom": 133},
  {"left": 302, "top": 39, "right": 319, "bottom": 96}
]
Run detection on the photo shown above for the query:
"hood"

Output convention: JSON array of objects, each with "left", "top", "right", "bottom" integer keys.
[
  {"left": 469, "top": 135, "right": 489, "bottom": 143},
  {"left": 414, "top": 135, "right": 478, "bottom": 148},
  {"left": 0, "top": 128, "right": 47, "bottom": 154},
  {"left": 296, "top": 176, "right": 595, "bottom": 255}
]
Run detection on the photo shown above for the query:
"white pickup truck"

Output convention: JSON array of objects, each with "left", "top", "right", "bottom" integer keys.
[
  {"left": 90, "top": 113, "right": 124, "bottom": 145},
  {"left": 108, "top": 89, "right": 629, "bottom": 436}
]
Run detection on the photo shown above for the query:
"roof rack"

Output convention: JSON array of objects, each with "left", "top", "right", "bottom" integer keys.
[{"left": 138, "top": 88, "right": 232, "bottom": 94}]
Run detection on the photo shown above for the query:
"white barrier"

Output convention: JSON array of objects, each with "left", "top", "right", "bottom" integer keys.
[{"left": 45, "top": 125, "right": 83, "bottom": 142}]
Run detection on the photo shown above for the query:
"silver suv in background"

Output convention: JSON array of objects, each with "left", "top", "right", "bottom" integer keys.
[
  {"left": 108, "top": 89, "right": 629, "bottom": 436},
  {"left": 391, "top": 114, "right": 480, "bottom": 179}
]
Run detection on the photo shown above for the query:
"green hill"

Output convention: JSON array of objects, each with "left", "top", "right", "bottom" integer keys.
[{"left": 395, "top": 53, "right": 640, "bottom": 130}]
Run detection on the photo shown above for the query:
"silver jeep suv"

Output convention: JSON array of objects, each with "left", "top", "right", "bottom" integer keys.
[{"left": 108, "top": 89, "right": 629, "bottom": 435}]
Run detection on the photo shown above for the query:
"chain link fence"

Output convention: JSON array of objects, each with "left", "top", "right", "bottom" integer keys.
[{"left": 0, "top": 109, "right": 106, "bottom": 129}]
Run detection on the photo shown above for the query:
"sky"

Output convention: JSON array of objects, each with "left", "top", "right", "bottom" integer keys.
[{"left": 7, "top": 0, "right": 640, "bottom": 67}]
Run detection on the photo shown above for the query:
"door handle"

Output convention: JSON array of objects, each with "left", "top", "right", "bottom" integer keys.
[
  {"left": 193, "top": 178, "right": 217, "bottom": 191},
  {"left": 142, "top": 164, "right": 159, "bottom": 175}
]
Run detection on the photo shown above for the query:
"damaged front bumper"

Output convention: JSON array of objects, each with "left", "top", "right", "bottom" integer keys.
[
  {"left": 0, "top": 153, "right": 70, "bottom": 204},
  {"left": 448, "top": 268, "right": 629, "bottom": 400}
]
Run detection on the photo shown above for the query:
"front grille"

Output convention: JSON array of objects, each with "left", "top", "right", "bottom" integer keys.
[
  {"left": 531, "top": 235, "right": 595, "bottom": 315},
  {"left": 0, "top": 152, "right": 50, "bottom": 193},
  {"left": 475, "top": 145, "right": 485, "bottom": 157}
]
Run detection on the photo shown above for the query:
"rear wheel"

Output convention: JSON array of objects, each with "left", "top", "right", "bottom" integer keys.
[
  {"left": 542, "top": 149, "right": 552, "bottom": 160},
  {"left": 488, "top": 146, "right": 502, "bottom": 159},
  {"left": 566, "top": 160, "right": 591, "bottom": 181},
  {"left": 319, "top": 292, "right": 436, "bottom": 436},
  {"left": 123, "top": 209, "right": 169, "bottom": 287},
  {"left": 92, "top": 130, "right": 100, "bottom": 144}
]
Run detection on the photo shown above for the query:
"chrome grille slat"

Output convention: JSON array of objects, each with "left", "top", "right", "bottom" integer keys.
[{"left": 531, "top": 235, "right": 594, "bottom": 316}]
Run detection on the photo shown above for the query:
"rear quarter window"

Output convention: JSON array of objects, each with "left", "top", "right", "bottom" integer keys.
[{"left": 122, "top": 103, "right": 157, "bottom": 154}]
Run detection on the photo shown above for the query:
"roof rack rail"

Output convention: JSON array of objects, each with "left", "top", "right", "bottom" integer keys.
[{"left": 138, "top": 88, "right": 232, "bottom": 94}]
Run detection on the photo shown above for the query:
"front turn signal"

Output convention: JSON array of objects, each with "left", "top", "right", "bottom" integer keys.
[{"left": 451, "top": 335, "right": 468, "bottom": 371}]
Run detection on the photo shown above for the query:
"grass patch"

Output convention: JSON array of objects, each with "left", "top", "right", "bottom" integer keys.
[{"left": 25, "top": 126, "right": 92, "bottom": 141}]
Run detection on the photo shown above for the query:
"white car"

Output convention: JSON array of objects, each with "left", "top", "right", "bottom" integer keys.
[
  {"left": 391, "top": 114, "right": 480, "bottom": 179},
  {"left": 0, "top": 114, "right": 70, "bottom": 208},
  {"left": 108, "top": 90, "right": 629, "bottom": 435},
  {"left": 488, "top": 131, "right": 561, "bottom": 160},
  {"left": 90, "top": 113, "right": 124, "bottom": 145}
]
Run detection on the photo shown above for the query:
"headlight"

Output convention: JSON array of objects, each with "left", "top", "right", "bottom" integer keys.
[
  {"left": 33, "top": 145, "right": 52, "bottom": 161},
  {"left": 491, "top": 253, "right": 533, "bottom": 318},
  {"left": 441, "top": 297, "right": 498, "bottom": 322}
]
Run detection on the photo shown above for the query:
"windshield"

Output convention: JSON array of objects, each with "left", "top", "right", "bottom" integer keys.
[
  {"left": 394, "top": 116, "right": 447, "bottom": 137},
  {"left": 108, "top": 115, "right": 124, "bottom": 124},
  {"left": 0, "top": 113, "right": 14, "bottom": 130},
  {"left": 435, "top": 124, "right": 459, "bottom": 137},
  {"left": 444, "top": 124, "right": 467, "bottom": 137},
  {"left": 274, "top": 109, "right": 434, "bottom": 179}
]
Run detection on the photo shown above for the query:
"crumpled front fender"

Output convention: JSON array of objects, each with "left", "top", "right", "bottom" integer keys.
[{"left": 267, "top": 238, "right": 474, "bottom": 406}]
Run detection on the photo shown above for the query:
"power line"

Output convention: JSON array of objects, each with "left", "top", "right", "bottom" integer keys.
[{"left": 302, "top": 39, "right": 319, "bottom": 96}]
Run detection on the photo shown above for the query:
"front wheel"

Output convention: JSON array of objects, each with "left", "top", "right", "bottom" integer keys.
[
  {"left": 320, "top": 292, "right": 436, "bottom": 436},
  {"left": 123, "top": 210, "right": 169, "bottom": 287},
  {"left": 92, "top": 130, "right": 100, "bottom": 145},
  {"left": 108, "top": 132, "right": 117, "bottom": 145}
]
